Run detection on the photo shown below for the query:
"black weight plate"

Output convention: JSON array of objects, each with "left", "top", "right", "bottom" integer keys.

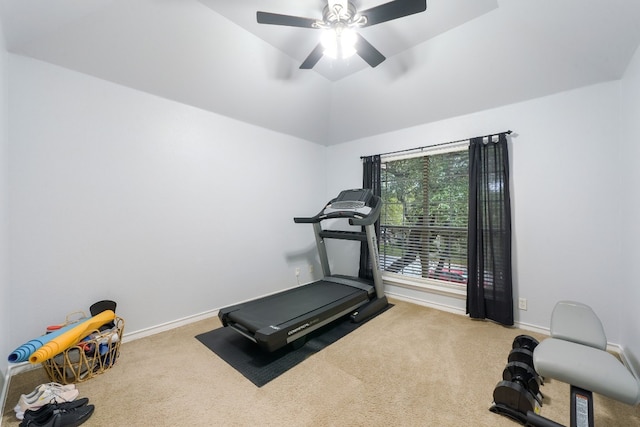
[
  {"left": 512, "top": 334, "right": 539, "bottom": 351},
  {"left": 508, "top": 348, "right": 534, "bottom": 367},
  {"left": 503, "top": 361, "right": 541, "bottom": 395},
  {"left": 493, "top": 380, "right": 537, "bottom": 415}
]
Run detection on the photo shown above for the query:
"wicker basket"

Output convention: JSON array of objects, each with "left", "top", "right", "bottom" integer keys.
[{"left": 42, "top": 316, "right": 125, "bottom": 384}]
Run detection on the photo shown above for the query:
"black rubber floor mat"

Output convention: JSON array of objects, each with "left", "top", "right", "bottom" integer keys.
[{"left": 195, "top": 305, "right": 392, "bottom": 387}]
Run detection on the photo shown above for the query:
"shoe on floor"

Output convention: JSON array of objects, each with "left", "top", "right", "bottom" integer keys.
[
  {"left": 14, "top": 387, "right": 79, "bottom": 420},
  {"left": 21, "top": 398, "right": 89, "bottom": 424},
  {"left": 18, "top": 403, "right": 94, "bottom": 427},
  {"left": 20, "top": 383, "right": 76, "bottom": 402}
]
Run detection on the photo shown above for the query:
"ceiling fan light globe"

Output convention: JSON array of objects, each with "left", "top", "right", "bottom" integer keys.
[
  {"left": 321, "top": 28, "right": 357, "bottom": 59},
  {"left": 341, "top": 28, "right": 357, "bottom": 47},
  {"left": 321, "top": 30, "right": 338, "bottom": 58},
  {"left": 339, "top": 28, "right": 357, "bottom": 58}
]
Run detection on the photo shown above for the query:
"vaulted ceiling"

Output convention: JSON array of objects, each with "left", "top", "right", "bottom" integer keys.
[{"left": 1, "top": 0, "right": 640, "bottom": 145}]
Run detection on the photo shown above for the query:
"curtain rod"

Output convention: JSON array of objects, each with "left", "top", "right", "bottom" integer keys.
[{"left": 360, "top": 130, "right": 512, "bottom": 159}]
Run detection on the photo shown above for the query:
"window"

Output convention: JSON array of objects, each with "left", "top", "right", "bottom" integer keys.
[{"left": 379, "top": 144, "right": 469, "bottom": 289}]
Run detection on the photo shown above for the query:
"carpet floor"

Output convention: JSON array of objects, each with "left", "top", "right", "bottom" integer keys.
[{"left": 2, "top": 299, "right": 639, "bottom": 426}]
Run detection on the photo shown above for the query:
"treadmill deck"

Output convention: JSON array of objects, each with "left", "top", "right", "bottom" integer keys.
[{"left": 226, "top": 280, "right": 367, "bottom": 333}]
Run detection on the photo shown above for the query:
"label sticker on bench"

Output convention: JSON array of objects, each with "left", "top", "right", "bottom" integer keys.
[{"left": 575, "top": 393, "right": 590, "bottom": 427}]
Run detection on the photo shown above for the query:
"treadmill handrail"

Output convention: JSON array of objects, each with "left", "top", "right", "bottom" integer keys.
[{"left": 293, "top": 194, "right": 381, "bottom": 226}]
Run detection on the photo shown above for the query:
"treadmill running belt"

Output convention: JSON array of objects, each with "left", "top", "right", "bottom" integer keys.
[{"left": 226, "top": 281, "right": 366, "bottom": 333}]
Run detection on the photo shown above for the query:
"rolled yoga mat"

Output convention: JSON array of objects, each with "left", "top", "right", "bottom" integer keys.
[
  {"left": 29, "top": 310, "right": 116, "bottom": 364},
  {"left": 8, "top": 317, "right": 89, "bottom": 363}
]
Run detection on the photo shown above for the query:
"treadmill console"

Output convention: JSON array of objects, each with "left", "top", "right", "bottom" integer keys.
[
  {"left": 293, "top": 188, "right": 380, "bottom": 225},
  {"left": 329, "top": 189, "right": 373, "bottom": 210}
]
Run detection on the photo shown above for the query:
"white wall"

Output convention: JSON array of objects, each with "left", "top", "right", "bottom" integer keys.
[
  {"left": 4, "top": 35, "right": 638, "bottom": 384},
  {"left": 0, "top": 18, "right": 9, "bottom": 385},
  {"left": 620, "top": 44, "right": 640, "bottom": 376},
  {"left": 326, "top": 82, "right": 625, "bottom": 343},
  {"left": 6, "top": 55, "right": 327, "bottom": 354}
]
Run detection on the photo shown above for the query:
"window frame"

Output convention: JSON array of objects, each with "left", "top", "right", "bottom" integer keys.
[{"left": 379, "top": 142, "right": 469, "bottom": 299}]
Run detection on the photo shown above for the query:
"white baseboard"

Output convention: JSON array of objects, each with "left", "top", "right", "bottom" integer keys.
[
  {"left": 387, "top": 290, "right": 551, "bottom": 336},
  {"left": 121, "top": 309, "right": 218, "bottom": 343},
  {"left": 513, "top": 321, "right": 550, "bottom": 337},
  {"left": 617, "top": 345, "right": 639, "bottom": 380},
  {"left": 386, "top": 290, "right": 467, "bottom": 316}
]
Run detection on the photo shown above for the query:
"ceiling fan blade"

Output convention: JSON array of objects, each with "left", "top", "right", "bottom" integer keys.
[
  {"left": 257, "top": 11, "right": 318, "bottom": 29},
  {"left": 355, "top": 33, "right": 385, "bottom": 67},
  {"left": 359, "top": 0, "right": 427, "bottom": 27},
  {"left": 300, "top": 44, "right": 325, "bottom": 69}
]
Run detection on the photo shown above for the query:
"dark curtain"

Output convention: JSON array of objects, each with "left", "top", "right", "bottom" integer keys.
[
  {"left": 466, "top": 133, "right": 513, "bottom": 325},
  {"left": 360, "top": 155, "right": 381, "bottom": 280}
]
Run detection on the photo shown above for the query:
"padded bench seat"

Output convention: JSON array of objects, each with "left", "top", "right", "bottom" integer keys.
[{"left": 534, "top": 337, "right": 640, "bottom": 406}]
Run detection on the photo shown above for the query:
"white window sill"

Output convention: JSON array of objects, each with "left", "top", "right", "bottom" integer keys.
[{"left": 382, "top": 273, "right": 467, "bottom": 300}]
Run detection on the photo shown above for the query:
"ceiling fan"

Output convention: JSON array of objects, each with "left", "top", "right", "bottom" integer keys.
[{"left": 257, "top": 0, "right": 427, "bottom": 70}]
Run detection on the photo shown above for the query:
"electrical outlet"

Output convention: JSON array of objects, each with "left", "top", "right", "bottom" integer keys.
[
  {"left": 295, "top": 267, "right": 300, "bottom": 277},
  {"left": 518, "top": 298, "right": 527, "bottom": 311},
  {"left": 308, "top": 265, "right": 314, "bottom": 274}
]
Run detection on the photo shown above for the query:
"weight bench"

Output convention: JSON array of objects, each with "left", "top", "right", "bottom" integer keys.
[{"left": 527, "top": 301, "right": 640, "bottom": 427}]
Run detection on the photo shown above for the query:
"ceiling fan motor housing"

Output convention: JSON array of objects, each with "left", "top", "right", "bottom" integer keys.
[{"left": 325, "top": 1, "right": 357, "bottom": 23}]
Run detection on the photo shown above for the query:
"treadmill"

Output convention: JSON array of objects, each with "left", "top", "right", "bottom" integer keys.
[{"left": 218, "top": 188, "right": 388, "bottom": 352}]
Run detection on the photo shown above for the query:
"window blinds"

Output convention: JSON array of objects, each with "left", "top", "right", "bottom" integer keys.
[{"left": 379, "top": 147, "right": 469, "bottom": 285}]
